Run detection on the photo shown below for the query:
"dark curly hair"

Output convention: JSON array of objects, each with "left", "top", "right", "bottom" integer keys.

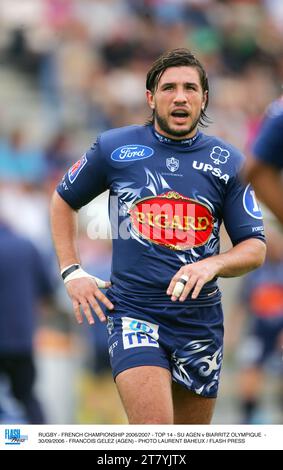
[{"left": 146, "top": 48, "right": 210, "bottom": 127}]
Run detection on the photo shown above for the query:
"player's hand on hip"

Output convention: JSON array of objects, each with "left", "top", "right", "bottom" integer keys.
[
  {"left": 167, "top": 258, "right": 219, "bottom": 302},
  {"left": 65, "top": 277, "right": 114, "bottom": 325}
]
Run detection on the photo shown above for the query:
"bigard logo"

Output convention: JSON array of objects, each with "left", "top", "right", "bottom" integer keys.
[{"left": 129, "top": 191, "right": 214, "bottom": 250}]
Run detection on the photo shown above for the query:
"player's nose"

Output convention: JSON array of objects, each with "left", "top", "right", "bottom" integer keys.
[{"left": 173, "top": 87, "right": 188, "bottom": 103}]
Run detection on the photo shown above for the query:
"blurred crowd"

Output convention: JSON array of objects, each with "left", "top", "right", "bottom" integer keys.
[
  {"left": 1, "top": 0, "right": 283, "bottom": 141},
  {"left": 0, "top": 0, "right": 282, "bottom": 424}
]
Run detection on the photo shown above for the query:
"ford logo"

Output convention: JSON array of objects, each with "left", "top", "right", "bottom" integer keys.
[{"left": 111, "top": 145, "right": 154, "bottom": 162}]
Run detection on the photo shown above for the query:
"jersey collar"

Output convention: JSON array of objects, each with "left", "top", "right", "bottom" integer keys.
[{"left": 153, "top": 127, "right": 200, "bottom": 147}]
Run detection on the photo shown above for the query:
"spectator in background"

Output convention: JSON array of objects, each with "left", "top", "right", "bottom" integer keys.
[
  {"left": 0, "top": 218, "right": 54, "bottom": 424},
  {"left": 227, "top": 228, "right": 283, "bottom": 424},
  {"left": 0, "top": 128, "right": 46, "bottom": 184},
  {"left": 245, "top": 97, "right": 283, "bottom": 226},
  {"left": 44, "top": 130, "right": 74, "bottom": 179}
]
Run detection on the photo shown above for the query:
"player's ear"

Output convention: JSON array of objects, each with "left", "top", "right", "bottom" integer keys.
[
  {"left": 146, "top": 90, "right": 155, "bottom": 110},
  {"left": 202, "top": 90, "right": 208, "bottom": 110}
]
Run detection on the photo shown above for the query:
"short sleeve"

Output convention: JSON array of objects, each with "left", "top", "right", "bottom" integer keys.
[
  {"left": 56, "top": 137, "right": 108, "bottom": 210},
  {"left": 223, "top": 176, "right": 265, "bottom": 246}
]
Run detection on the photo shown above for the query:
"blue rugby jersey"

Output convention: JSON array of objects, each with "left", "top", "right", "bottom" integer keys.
[
  {"left": 252, "top": 98, "right": 283, "bottom": 169},
  {"left": 57, "top": 124, "right": 265, "bottom": 306}
]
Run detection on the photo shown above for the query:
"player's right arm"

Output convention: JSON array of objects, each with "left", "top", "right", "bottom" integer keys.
[
  {"left": 50, "top": 138, "right": 114, "bottom": 325},
  {"left": 50, "top": 192, "right": 114, "bottom": 325}
]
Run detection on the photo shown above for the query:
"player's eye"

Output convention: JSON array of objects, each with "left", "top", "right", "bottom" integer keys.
[
  {"left": 162, "top": 85, "right": 174, "bottom": 91},
  {"left": 185, "top": 84, "right": 197, "bottom": 91}
]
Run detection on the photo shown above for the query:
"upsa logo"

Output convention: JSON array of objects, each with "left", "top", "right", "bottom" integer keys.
[
  {"left": 129, "top": 191, "right": 214, "bottom": 250},
  {"left": 111, "top": 145, "right": 154, "bottom": 162}
]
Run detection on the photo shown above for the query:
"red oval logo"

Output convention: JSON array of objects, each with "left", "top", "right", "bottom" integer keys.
[{"left": 129, "top": 191, "right": 214, "bottom": 250}]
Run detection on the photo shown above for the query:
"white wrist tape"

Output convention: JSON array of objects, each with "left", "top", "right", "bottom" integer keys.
[
  {"left": 172, "top": 274, "right": 189, "bottom": 298},
  {"left": 63, "top": 267, "right": 108, "bottom": 289}
]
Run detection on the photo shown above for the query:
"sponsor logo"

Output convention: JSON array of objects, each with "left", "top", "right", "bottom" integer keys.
[
  {"left": 243, "top": 184, "right": 263, "bottom": 220},
  {"left": 192, "top": 161, "right": 229, "bottom": 184},
  {"left": 109, "top": 340, "right": 118, "bottom": 357},
  {"left": 129, "top": 191, "right": 214, "bottom": 250},
  {"left": 166, "top": 157, "right": 179, "bottom": 173},
  {"left": 68, "top": 154, "right": 87, "bottom": 183},
  {"left": 252, "top": 226, "right": 264, "bottom": 232},
  {"left": 111, "top": 145, "right": 154, "bottom": 162},
  {"left": 122, "top": 317, "right": 159, "bottom": 349},
  {"left": 5, "top": 429, "right": 28, "bottom": 446},
  {"left": 61, "top": 180, "right": 69, "bottom": 191},
  {"left": 210, "top": 146, "right": 230, "bottom": 165}
]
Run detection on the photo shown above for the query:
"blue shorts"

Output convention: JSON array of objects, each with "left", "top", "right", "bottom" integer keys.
[{"left": 106, "top": 293, "right": 224, "bottom": 398}]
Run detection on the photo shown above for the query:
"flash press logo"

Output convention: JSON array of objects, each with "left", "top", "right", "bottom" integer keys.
[{"left": 5, "top": 429, "right": 28, "bottom": 446}]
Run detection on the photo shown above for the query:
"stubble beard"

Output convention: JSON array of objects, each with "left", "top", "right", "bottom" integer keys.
[{"left": 154, "top": 109, "right": 200, "bottom": 139}]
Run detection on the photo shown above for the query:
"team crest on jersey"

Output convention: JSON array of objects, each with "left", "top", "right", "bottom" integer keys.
[
  {"left": 166, "top": 157, "right": 179, "bottom": 173},
  {"left": 129, "top": 191, "right": 214, "bottom": 250},
  {"left": 210, "top": 146, "right": 230, "bottom": 165},
  {"left": 68, "top": 154, "right": 87, "bottom": 183}
]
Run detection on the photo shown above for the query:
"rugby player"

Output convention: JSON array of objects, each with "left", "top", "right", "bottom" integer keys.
[{"left": 50, "top": 49, "right": 266, "bottom": 424}]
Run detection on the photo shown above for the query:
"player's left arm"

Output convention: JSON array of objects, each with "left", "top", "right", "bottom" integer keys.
[
  {"left": 168, "top": 158, "right": 266, "bottom": 301},
  {"left": 167, "top": 238, "right": 266, "bottom": 301}
]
